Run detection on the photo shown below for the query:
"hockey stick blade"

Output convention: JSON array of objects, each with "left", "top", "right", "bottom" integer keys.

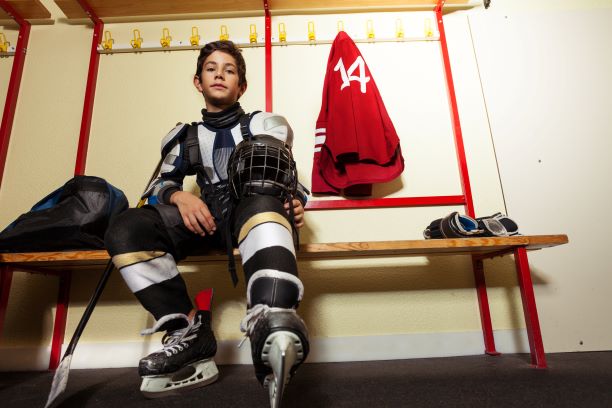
[
  {"left": 44, "top": 355, "right": 72, "bottom": 408},
  {"left": 44, "top": 260, "right": 114, "bottom": 407}
]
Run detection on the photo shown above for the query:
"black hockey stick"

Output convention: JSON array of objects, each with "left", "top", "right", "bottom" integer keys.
[{"left": 45, "top": 157, "right": 163, "bottom": 408}]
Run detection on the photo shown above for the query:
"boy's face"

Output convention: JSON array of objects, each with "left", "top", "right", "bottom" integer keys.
[{"left": 194, "top": 50, "right": 247, "bottom": 112}]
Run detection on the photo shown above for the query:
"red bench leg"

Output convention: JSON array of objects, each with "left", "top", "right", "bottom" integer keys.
[
  {"left": 472, "top": 257, "right": 500, "bottom": 356},
  {"left": 0, "top": 265, "right": 13, "bottom": 341},
  {"left": 49, "top": 271, "right": 71, "bottom": 370},
  {"left": 514, "top": 247, "right": 547, "bottom": 368}
]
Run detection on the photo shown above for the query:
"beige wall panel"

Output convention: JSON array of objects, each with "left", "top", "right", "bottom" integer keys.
[
  {"left": 0, "top": 22, "right": 90, "bottom": 226},
  {"left": 469, "top": 6, "right": 612, "bottom": 352},
  {"left": 0, "top": 272, "right": 56, "bottom": 347},
  {"left": 0, "top": 17, "right": 91, "bottom": 348},
  {"left": 85, "top": 19, "right": 265, "bottom": 203}
]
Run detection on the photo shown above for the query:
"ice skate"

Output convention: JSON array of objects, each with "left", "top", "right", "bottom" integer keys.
[
  {"left": 241, "top": 305, "right": 309, "bottom": 408},
  {"left": 139, "top": 310, "right": 218, "bottom": 398}
]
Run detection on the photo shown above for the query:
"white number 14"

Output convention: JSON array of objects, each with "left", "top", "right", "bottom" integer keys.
[{"left": 333, "top": 56, "right": 371, "bottom": 94}]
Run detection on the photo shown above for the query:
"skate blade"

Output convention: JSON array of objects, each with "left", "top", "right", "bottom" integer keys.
[
  {"left": 263, "top": 332, "right": 304, "bottom": 408},
  {"left": 45, "top": 355, "right": 72, "bottom": 408},
  {"left": 140, "top": 358, "right": 219, "bottom": 398}
]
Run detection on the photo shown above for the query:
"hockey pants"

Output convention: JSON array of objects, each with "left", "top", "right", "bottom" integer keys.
[{"left": 105, "top": 195, "right": 302, "bottom": 332}]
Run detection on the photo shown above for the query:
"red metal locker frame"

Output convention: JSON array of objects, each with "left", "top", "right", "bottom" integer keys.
[
  {"left": 303, "top": 1, "right": 476, "bottom": 213},
  {"left": 74, "top": 0, "right": 104, "bottom": 175},
  {"left": 264, "top": 0, "right": 273, "bottom": 112},
  {"left": 0, "top": 0, "right": 45, "bottom": 364},
  {"left": 434, "top": 0, "right": 498, "bottom": 358},
  {"left": 34, "top": 0, "right": 104, "bottom": 370},
  {"left": 0, "top": 0, "right": 31, "bottom": 188}
]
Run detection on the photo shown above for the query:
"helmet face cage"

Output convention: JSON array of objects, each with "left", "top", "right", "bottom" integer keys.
[{"left": 228, "top": 135, "right": 297, "bottom": 201}]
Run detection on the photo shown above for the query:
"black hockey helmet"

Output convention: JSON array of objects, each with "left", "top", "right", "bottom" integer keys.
[{"left": 227, "top": 135, "right": 297, "bottom": 201}]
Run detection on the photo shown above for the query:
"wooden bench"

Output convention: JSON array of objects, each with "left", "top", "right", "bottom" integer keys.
[{"left": 0, "top": 234, "right": 568, "bottom": 370}]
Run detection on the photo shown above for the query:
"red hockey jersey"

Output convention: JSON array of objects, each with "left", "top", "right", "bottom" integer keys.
[{"left": 311, "top": 31, "right": 404, "bottom": 195}]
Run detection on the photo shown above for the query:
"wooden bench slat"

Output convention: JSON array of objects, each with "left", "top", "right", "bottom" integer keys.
[{"left": 0, "top": 235, "right": 568, "bottom": 268}]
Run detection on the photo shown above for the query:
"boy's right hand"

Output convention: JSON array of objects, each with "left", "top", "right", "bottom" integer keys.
[{"left": 169, "top": 191, "right": 216, "bottom": 236}]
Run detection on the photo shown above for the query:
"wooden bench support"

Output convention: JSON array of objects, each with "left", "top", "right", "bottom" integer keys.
[{"left": 0, "top": 235, "right": 567, "bottom": 370}]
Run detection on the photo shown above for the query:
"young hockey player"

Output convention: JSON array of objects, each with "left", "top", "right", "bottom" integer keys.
[{"left": 105, "top": 40, "right": 309, "bottom": 408}]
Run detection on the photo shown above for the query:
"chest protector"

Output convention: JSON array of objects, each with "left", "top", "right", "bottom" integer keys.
[{"left": 184, "top": 113, "right": 257, "bottom": 220}]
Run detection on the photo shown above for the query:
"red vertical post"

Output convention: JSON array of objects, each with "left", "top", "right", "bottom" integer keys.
[
  {"left": 435, "top": 0, "right": 475, "bottom": 217},
  {"left": 49, "top": 271, "right": 71, "bottom": 370},
  {"left": 0, "top": 1, "right": 31, "bottom": 188},
  {"left": 0, "top": 265, "right": 14, "bottom": 340},
  {"left": 74, "top": 0, "right": 103, "bottom": 175},
  {"left": 50, "top": 0, "right": 102, "bottom": 370},
  {"left": 435, "top": 0, "right": 496, "bottom": 357},
  {"left": 514, "top": 247, "right": 547, "bottom": 368},
  {"left": 263, "top": 0, "right": 272, "bottom": 112}
]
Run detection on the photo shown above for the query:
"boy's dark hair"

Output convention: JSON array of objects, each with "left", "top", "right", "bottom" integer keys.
[{"left": 195, "top": 40, "right": 247, "bottom": 87}]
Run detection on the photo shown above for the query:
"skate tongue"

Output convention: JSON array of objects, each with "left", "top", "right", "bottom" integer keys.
[
  {"left": 195, "top": 288, "right": 214, "bottom": 311},
  {"left": 141, "top": 313, "right": 189, "bottom": 335}
]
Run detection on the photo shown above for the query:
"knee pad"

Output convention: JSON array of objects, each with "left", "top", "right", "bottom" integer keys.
[
  {"left": 247, "top": 270, "right": 304, "bottom": 309},
  {"left": 233, "top": 195, "right": 288, "bottom": 240},
  {"left": 234, "top": 195, "right": 298, "bottom": 284}
]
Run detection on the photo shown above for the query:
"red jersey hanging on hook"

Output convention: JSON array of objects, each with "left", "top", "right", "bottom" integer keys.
[{"left": 311, "top": 31, "right": 404, "bottom": 196}]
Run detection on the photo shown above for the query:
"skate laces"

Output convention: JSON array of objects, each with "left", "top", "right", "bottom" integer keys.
[
  {"left": 141, "top": 313, "right": 202, "bottom": 357},
  {"left": 238, "top": 304, "right": 296, "bottom": 348}
]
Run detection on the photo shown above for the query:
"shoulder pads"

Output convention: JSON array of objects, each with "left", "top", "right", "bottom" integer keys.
[
  {"left": 161, "top": 123, "right": 189, "bottom": 157},
  {"left": 249, "top": 112, "right": 294, "bottom": 148}
]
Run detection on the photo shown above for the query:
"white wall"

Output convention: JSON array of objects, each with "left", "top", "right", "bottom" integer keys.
[{"left": 469, "top": 6, "right": 612, "bottom": 351}]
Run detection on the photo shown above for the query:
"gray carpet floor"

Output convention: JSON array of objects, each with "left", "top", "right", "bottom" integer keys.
[{"left": 1, "top": 352, "right": 612, "bottom": 408}]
